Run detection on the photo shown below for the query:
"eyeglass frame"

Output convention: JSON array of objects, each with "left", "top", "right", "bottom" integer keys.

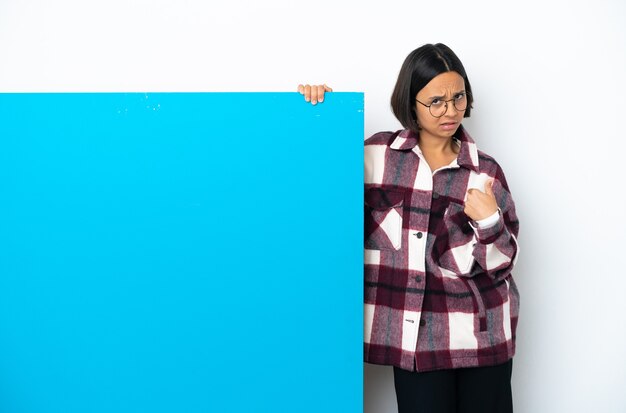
[{"left": 415, "top": 92, "right": 469, "bottom": 118}]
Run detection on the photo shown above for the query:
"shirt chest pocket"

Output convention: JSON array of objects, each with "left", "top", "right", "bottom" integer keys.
[
  {"left": 364, "top": 188, "right": 405, "bottom": 251},
  {"left": 433, "top": 201, "right": 477, "bottom": 275}
]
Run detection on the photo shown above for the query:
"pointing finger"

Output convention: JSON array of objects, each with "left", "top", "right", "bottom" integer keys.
[{"left": 485, "top": 179, "right": 495, "bottom": 197}]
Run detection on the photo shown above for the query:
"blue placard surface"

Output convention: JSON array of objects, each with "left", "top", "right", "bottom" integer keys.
[{"left": 0, "top": 93, "right": 364, "bottom": 413}]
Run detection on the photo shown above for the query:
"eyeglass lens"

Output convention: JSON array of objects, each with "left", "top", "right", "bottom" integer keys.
[{"left": 430, "top": 95, "right": 468, "bottom": 117}]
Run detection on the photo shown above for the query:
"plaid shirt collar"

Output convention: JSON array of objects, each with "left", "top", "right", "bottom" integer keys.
[{"left": 389, "top": 125, "right": 480, "bottom": 173}]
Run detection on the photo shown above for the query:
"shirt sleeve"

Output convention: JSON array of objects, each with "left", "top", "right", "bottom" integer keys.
[{"left": 468, "top": 168, "right": 520, "bottom": 281}]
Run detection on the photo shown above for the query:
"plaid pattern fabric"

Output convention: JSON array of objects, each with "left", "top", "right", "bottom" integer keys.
[{"left": 364, "top": 126, "right": 520, "bottom": 372}]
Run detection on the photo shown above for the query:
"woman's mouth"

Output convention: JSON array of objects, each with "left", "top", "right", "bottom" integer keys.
[{"left": 440, "top": 122, "right": 457, "bottom": 131}]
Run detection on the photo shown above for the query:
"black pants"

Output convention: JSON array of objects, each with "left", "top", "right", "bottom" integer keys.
[{"left": 393, "top": 360, "right": 513, "bottom": 413}]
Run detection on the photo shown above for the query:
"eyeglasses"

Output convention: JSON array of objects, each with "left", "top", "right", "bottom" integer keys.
[{"left": 415, "top": 92, "right": 468, "bottom": 118}]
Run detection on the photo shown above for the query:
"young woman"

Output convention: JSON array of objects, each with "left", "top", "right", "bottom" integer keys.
[{"left": 300, "top": 44, "right": 520, "bottom": 413}]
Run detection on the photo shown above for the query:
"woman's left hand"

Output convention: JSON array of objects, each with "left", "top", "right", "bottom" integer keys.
[{"left": 464, "top": 179, "right": 498, "bottom": 221}]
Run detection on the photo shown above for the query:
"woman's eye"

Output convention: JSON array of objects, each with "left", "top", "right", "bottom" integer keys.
[
  {"left": 454, "top": 93, "right": 465, "bottom": 101},
  {"left": 431, "top": 99, "right": 441, "bottom": 106}
]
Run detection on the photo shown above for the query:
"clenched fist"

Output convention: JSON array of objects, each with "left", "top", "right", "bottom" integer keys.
[{"left": 464, "top": 179, "right": 498, "bottom": 221}]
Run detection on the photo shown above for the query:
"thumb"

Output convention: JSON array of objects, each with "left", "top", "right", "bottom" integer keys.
[{"left": 484, "top": 179, "right": 495, "bottom": 196}]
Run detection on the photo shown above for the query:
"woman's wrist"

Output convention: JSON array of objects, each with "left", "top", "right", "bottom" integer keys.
[{"left": 475, "top": 210, "right": 500, "bottom": 229}]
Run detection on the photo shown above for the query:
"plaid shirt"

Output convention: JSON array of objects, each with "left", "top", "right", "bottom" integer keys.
[{"left": 364, "top": 125, "right": 520, "bottom": 372}]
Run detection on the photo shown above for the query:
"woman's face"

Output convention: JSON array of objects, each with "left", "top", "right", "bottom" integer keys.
[{"left": 414, "top": 71, "right": 467, "bottom": 141}]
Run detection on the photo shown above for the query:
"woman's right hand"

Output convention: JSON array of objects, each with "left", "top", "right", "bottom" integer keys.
[{"left": 297, "top": 84, "right": 333, "bottom": 105}]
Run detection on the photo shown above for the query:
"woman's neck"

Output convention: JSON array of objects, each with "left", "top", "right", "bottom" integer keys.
[{"left": 417, "top": 133, "right": 459, "bottom": 172}]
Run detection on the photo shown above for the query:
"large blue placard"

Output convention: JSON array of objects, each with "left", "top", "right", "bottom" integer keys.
[{"left": 0, "top": 93, "right": 363, "bottom": 413}]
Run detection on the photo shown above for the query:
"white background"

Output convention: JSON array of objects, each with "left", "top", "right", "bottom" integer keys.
[{"left": 1, "top": 0, "right": 625, "bottom": 411}]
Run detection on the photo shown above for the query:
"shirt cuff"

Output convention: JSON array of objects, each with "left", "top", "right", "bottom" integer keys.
[
  {"left": 469, "top": 209, "right": 505, "bottom": 244},
  {"left": 475, "top": 210, "right": 500, "bottom": 229}
]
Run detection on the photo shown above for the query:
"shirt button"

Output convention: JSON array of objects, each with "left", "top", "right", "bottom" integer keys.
[
  {"left": 415, "top": 232, "right": 423, "bottom": 239},
  {"left": 432, "top": 192, "right": 440, "bottom": 199},
  {"left": 414, "top": 276, "right": 422, "bottom": 283},
  {"left": 419, "top": 320, "right": 426, "bottom": 327}
]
